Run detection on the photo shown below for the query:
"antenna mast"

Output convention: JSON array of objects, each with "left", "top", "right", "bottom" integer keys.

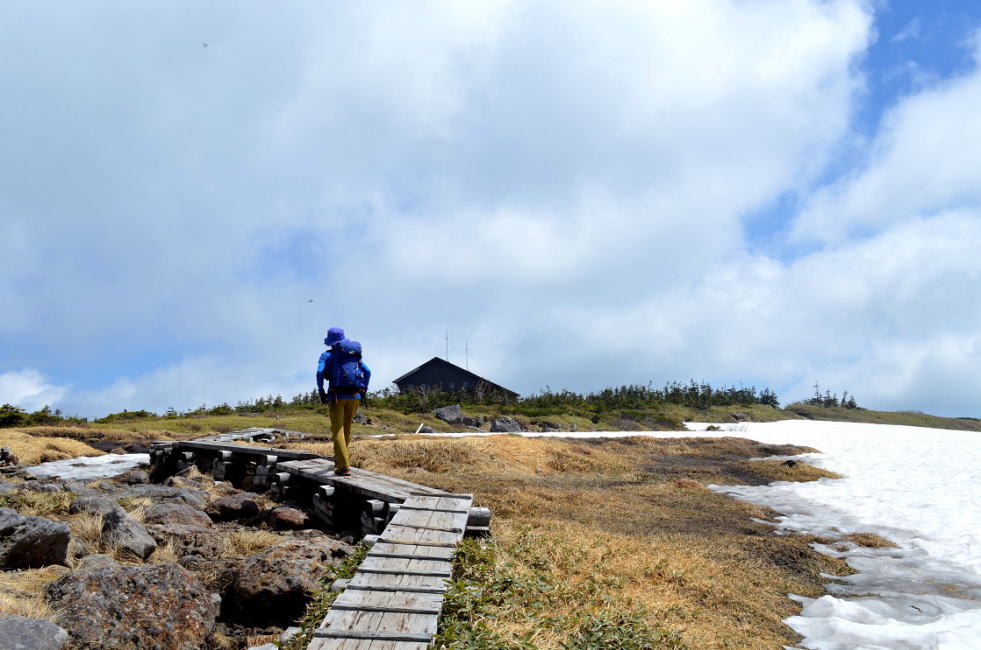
[
  {"left": 445, "top": 330, "right": 449, "bottom": 361},
  {"left": 465, "top": 339, "right": 469, "bottom": 370}
]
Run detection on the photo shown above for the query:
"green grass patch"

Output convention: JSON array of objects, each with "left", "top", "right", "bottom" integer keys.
[{"left": 434, "top": 536, "right": 687, "bottom": 649}]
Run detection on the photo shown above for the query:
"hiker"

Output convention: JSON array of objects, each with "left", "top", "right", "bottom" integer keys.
[{"left": 316, "top": 327, "right": 371, "bottom": 476}]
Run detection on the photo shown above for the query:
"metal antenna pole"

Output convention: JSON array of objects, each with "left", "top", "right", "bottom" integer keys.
[
  {"left": 466, "top": 340, "right": 469, "bottom": 370},
  {"left": 445, "top": 330, "right": 449, "bottom": 361}
]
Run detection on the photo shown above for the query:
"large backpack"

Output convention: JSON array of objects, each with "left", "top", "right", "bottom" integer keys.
[{"left": 329, "top": 339, "right": 366, "bottom": 394}]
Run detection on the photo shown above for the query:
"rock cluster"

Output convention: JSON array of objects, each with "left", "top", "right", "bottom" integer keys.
[
  {"left": 1, "top": 453, "right": 349, "bottom": 647},
  {"left": 490, "top": 415, "right": 523, "bottom": 432}
]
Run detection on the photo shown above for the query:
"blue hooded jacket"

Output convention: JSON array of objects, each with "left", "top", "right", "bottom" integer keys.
[{"left": 316, "top": 328, "right": 371, "bottom": 398}]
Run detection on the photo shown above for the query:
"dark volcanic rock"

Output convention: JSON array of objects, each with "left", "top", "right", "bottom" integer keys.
[
  {"left": 114, "top": 485, "right": 209, "bottom": 510},
  {"left": 77, "top": 553, "right": 118, "bottom": 571},
  {"left": 179, "top": 554, "right": 245, "bottom": 612},
  {"left": 100, "top": 509, "right": 156, "bottom": 560},
  {"left": 21, "top": 482, "right": 63, "bottom": 493},
  {"left": 490, "top": 416, "right": 522, "bottom": 432},
  {"left": 268, "top": 506, "right": 311, "bottom": 530},
  {"left": 0, "top": 508, "right": 71, "bottom": 569},
  {"left": 69, "top": 496, "right": 125, "bottom": 517},
  {"left": 461, "top": 416, "right": 484, "bottom": 428},
  {"left": 146, "top": 523, "right": 227, "bottom": 558},
  {"left": 206, "top": 492, "right": 261, "bottom": 521},
  {"left": 145, "top": 503, "right": 212, "bottom": 527},
  {"left": 432, "top": 404, "right": 463, "bottom": 425},
  {"left": 232, "top": 539, "right": 354, "bottom": 625},
  {"left": 63, "top": 481, "right": 99, "bottom": 496},
  {"left": 417, "top": 424, "right": 434, "bottom": 434},
  {"left": 46, "top": 563, "right": 218, "bottom": 650},
  {"left": 0, "top": 613, "right": 68, "bottom": 650},
  {"left": 117, "top": 469, "right": 148, "bottom": 485}
]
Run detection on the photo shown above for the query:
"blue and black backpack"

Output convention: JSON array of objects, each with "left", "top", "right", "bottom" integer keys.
[{"left": 329, "top": 339, "right": 367, "bottom": 394}]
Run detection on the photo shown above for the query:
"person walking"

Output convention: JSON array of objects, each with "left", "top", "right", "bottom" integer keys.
[{"left": 316, "top": 327, "right": 370, "bottom": 476}]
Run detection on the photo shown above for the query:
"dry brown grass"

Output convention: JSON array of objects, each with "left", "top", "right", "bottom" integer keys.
[
  {"left": 0, "top": 429, "right": 102, "bottom": 465},
  {"left": 147, "top": 539, "right": 180, "bottom": 564},
  {"left": 246, "top": 633, "right": 281, "bottom": 647},
  {"left": 338, "top": 434, "right": 849, "bottom": 649},
  {"left": 68, "top": 512, "right": 103, "bottom": 552},
  {"left": 844, "top": 532, "right": 898, "bottom": 548},
  {"left": 0, "top": 566, "right": 70, "bottom": 620},
  {"left": 743, "top": 459, "right": 840, "bottom": 483},
  {"left": 21, "top": 425, "right": 187, "bottom": 443},
  {"left": 226, "top": 530, "right": 284, "bottom": 556}
]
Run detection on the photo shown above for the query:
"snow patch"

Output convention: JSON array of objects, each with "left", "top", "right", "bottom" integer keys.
[{"left": 25, "top": 453, "right": 150, "bottom": 481}]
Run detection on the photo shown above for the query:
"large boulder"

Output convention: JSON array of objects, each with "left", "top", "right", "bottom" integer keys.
[
  {"left": 206, "top": 492, "right": 260, "bottom": 521},
  {"left": 46, "top": 564, "right": 218, "bottom": 650},
  {"left": 144, "top": 503, "right": 212, "bottom": 528},
  {"left": 461, "top": 416, "right": 484, "bottom": 429},
  {"left": 432, "top": 404, "right": 463, "bottom": 425},
  {"left": 490, "top": 416, "right": 523, "bottom": 432},
  {"left": 267, "top": 506, "right": 310, "bottom": 530},
  {"left": 69, "top": 496, "right": 125, "bottom": 518},
  {"left": 232, "top": 539, "right": 354, "bottom": 625},
  {"left": 100, "top": 509, "right": 156, "bottom": 560},
  {"left": 146, "top": 524, "right": 228, "bottom": 558},
  {"left": 0, "top": 614, "right": 68, "bottom": 650},
  {"left": 0, "top": 508, "right": 71, "bottom": 569}
]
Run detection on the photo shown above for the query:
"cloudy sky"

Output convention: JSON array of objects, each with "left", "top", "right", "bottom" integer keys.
[{"left": 2, "top": 0, "right": 980, "bottom": 418}]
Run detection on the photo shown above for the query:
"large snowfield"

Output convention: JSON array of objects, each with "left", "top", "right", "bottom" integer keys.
[{"left": 429, "top": 420, "right": 981, "bottom": 649}]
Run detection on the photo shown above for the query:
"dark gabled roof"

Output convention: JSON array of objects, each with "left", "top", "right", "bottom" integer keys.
[{"left": 393, "top": 357, "right": 520, "bottom": 397}]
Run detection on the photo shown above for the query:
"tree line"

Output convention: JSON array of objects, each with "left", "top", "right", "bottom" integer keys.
[{"left": 0, "top": 379, "right": 784, "bottom": 426}]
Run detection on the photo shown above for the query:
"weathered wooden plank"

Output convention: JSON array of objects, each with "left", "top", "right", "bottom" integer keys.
[
  {"left": 359, "top": 557, "right": 452, "bottom": 577},
  {"left": 319, "top": 607, "right": 438, "bottom": 636},
  {"left": 332, "top": 589, "right": 443, "bottom": 612},
  {"left": 387, "top": 508, "right": 435, "bottom": 530},
  {"left": 368, "top": 543, "right": 455, "bottom": 562},
  {"left": 330, "top": 602, "right": 441, "bottom": 615},
  {"left": 347, "top": 572, "right": 449, "bottom": 593},
  {"left": 314, "top": 630, "right": 433, "bottom": 642},
  {"left": 361, "top": 556, "right": 451, "bottom": 572},
  {"left": 308, "top": 633, "right": 431, "bottom": 650},
  {"left": 408, "top": 492, "right": 473, "bottom": 500},
  {"left": 380, "top": 525, "right": 462, "bottom": 546},
  {"left": 397, "top": 504, "right": 469, "bottom": 514},
  {"left": 177, "top": 440, "right": 320, "bottom": 460}
]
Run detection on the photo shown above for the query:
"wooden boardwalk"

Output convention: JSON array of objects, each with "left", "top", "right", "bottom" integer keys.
[
  {"left": 309, "top": 493, "right": 473, "bottom": 649},
  {"left": 151, "top": 428, "right": 490, "bottom": 648}
]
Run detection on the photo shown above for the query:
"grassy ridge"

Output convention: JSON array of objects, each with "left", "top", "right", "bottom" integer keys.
[{"left": 782, "top": 403, "right": 981, "bottom": 431}]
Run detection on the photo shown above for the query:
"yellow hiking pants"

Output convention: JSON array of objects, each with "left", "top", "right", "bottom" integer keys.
[{"left": 329, "top": 398, "right": 360, "bottom": 470}]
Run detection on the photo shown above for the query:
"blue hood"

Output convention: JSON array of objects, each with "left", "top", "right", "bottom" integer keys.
[{"left": 324, "top": 327, "right": 345, "bottom": 346}]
